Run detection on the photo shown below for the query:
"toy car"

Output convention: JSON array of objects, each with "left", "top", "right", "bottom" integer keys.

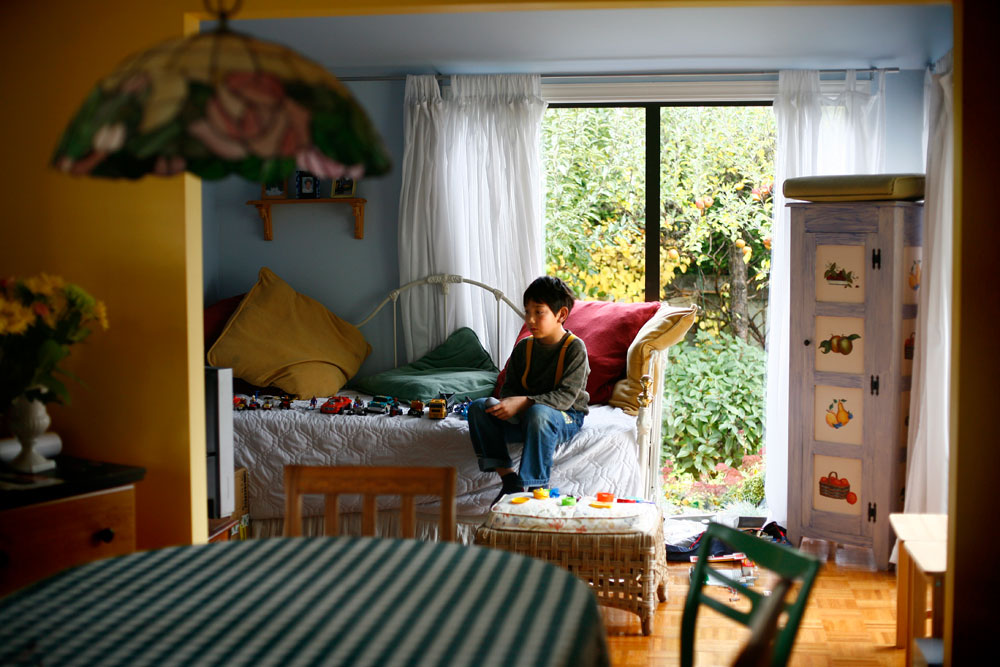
[
  {"left": 320, "top": 396, "right": 352, "bottom": 415},
  {"left": 279, "top": 395, "right": 293, "bottom": 409},
  {"left": 427, "top": 398, "right": 448, "bottom": 419},
  {"left": 408, "top": 400, "right": 424, "bottom": 417},
  {"left": 452, "top": 396, "right": 472, "bottom": 419},
  {"left": 367, "top": 399, "right": 389, "bottom": 414},
  {"left": 233, "top": 396, "right": 248, "bottom": 411},
  {"left": 389, "top": 403, "right": 404, "bottom": 416}
]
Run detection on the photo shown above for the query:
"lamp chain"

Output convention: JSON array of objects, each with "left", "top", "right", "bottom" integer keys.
[{"left": 204, "top": 0, "right": 243, "bottom": 29}]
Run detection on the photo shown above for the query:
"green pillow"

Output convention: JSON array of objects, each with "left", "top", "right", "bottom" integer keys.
[{"left": 352, "top": 327, "right": 500, "bottom": 402}]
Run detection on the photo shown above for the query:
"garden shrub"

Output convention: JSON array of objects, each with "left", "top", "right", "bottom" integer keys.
[{"left": 662, "top": 330, "right": 765, "bottom": 476}]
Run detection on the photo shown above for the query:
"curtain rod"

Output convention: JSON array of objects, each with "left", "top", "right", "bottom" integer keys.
[{"left": 338, "top": 67, "right": 900, "bottom": 83}]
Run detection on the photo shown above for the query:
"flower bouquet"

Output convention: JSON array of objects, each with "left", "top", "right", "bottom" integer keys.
[{"left": 0, "top": 274, "right": 107, "bottom": 471}]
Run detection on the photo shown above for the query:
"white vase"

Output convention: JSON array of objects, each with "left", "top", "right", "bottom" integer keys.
[{"left": 6, "top": 396, "right": 56, "bottom": 473}]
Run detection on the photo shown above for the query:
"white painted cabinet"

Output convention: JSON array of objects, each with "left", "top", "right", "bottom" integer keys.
[{"left": 787, "top": 201, "right": 922, "bottom": 569}]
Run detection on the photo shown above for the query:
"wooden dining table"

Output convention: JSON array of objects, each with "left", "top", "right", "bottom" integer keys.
[{"left": 0, "top": 536, "right": 610, "bottom": 666}]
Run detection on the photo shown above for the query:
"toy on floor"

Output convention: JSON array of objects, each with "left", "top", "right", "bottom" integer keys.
[{"left": 407, "top": 400, "right": 424, "bottom": 417}]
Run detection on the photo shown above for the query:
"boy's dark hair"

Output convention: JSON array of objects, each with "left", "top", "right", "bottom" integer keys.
[{"left": 523, "top": 276, "right": 575, "bottom": 315}]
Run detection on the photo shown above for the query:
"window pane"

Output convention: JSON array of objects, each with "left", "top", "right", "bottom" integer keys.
[{"left": 542, "top": 107, "right": 646, "bottom": 302}]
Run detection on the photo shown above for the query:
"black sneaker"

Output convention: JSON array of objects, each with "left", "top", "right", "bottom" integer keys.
[{"left": 492, "top": 472, "right": 524, "bottom": 506}]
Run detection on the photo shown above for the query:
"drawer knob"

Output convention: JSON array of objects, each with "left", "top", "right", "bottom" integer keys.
[
  {"left": 803, "top": 339, "right": 811, "bottom": 346},
  {"left": 94, "top": 528, "right": 115, "bottom": 544}
]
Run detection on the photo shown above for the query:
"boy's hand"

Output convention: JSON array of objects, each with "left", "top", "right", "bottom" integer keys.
[{"left": 487, "top": 396, "right": 533, "bottom": 421}]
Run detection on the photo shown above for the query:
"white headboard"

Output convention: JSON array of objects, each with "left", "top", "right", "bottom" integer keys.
[{"left": 354, "top": 273, "right": 524, "bottom": 369}]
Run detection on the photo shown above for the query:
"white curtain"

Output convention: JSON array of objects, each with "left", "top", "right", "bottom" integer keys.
[
  {"left": 765, "top": 70, "right": 887, "bottom": 526},
  {"left": 398, "top": 74, "right": 547, "bottom": 364},
  {"left": 903, "top": 52, "right": 953, "bottom": 516}
]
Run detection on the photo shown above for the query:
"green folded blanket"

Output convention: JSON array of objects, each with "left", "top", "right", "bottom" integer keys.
[{"left": 351, "top": 327, "right": 500, "bottom": 403}]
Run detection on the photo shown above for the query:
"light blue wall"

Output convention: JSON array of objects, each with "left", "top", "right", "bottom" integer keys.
[
  {"left": 885, "top": 69, "right": 926, "bottom": 173},
  {"left": 203, "top": 73, "right": 929, "bottom": 379},
  {"left": 202, "top": 81, "right": 405, "bottom": 377}
]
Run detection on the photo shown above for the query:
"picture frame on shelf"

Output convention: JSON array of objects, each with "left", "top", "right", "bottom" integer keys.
[
  {"left": 332, "top": 177, "right": 357, "bottom": 198},
  {"left": 295, "top": 171, "right": 318, "bottom": 199},
  {"left": 261, "top": 180, "right": 287, "bottom": 199}
]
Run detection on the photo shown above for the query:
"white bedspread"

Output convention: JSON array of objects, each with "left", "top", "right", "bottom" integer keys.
[{"left": 234, "top": 393, "right": 642, "bottom": 521}]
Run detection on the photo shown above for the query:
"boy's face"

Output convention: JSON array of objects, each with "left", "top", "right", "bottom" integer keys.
[{"left": 524, "top": 299, "right": 568, "bottom": 344}]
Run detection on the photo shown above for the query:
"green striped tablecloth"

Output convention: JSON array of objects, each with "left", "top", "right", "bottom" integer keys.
[{"left": 0, "top": 537, "right": 609, "bottom": 666}]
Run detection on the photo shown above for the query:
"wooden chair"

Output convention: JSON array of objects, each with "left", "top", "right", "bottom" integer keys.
[
  {"left": 681, "top": 522, "right": 821, "bottom": 667},
  {"left": 283, "top": 465, "right": 457, "bottom": 541}
]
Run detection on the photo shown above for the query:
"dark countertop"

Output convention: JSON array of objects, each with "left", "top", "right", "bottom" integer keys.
[{"left": 0, "top": 456, "right": 146, "bottom": 511}]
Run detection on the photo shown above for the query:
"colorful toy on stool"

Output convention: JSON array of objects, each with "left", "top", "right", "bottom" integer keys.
[{"left": 533, "top": 488, "right": 550, "bottom": 499}]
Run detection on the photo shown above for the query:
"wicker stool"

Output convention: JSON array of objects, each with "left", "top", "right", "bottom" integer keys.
[{"left": 474, "top": 497, "right": 667, "bottom": 635}]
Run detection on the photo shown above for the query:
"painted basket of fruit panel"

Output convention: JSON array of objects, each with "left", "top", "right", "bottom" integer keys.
[{"left": 819, "top": 472, "right": 850, "bottom": 499}]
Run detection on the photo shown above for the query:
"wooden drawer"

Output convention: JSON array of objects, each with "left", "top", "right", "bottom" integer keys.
[{"left": 0, "top": 485, "right": 136, "bottom": 596}]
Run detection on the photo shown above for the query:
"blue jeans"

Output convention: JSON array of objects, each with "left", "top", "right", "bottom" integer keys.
[{"left": 467, "top": 398, "right": 585, "bottom": 488}]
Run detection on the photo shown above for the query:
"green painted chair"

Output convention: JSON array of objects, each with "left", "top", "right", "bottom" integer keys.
[{"left": 680, "top": 522, "right": 821, "bottom": 667}]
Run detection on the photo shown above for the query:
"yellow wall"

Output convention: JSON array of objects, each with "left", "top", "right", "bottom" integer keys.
[{"left": 2, "top": 3, "right": 990, "bottom": 658}]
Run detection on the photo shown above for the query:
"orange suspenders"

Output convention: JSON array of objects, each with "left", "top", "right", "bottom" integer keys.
[{"left": 521, "top": 333, "right": 577, "bottom": 391}]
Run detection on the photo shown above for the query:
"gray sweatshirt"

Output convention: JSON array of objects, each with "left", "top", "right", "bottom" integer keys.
[{"left": 500, "top": 331, "right": 590, "bottom": 414}]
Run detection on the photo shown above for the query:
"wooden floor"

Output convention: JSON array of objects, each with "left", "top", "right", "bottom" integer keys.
[{"left": 603, "top": 538, "right": 905, "bottom": 666}]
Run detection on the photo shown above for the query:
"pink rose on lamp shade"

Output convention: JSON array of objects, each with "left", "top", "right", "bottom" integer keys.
[{"left": 188, "top": 71, "right": 311, "bottom": 160}]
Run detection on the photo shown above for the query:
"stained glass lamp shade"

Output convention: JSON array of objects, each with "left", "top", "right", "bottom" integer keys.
[{"left": 51, "top": 27, "right": 391, "bottom": 184}]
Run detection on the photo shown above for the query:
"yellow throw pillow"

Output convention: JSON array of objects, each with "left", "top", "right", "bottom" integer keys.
[
  {"left": 608, "top": 304, "right": 697, "bottom": 415},
  {"left": 207, "top": 267, "right": 371, "bottom": 397}
]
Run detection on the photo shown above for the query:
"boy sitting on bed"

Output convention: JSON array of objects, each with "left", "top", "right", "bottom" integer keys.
[{"left": 468, "top": 276, "right": 590, "bottom": 506}]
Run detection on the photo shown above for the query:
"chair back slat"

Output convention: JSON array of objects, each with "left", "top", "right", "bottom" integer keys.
[
  {"left": 401, "top": 496, "right": 416, "bottom": 539},
  {"left": 284, "top": 465, "right": 457, "bottom": 541},
  {"left": 361, "top": 495, "right": 378, "bottom": 536},
  {"left": 324, "top": 494, "right": 340, "bottom": 536}
]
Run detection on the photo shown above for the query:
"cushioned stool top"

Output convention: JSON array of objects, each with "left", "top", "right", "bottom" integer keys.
[
  {"left": 485, "top": 493, "right": 660, "bottom": 535},
  {"left": 783, "top": 173, "right": 925, "bottom": 202}
]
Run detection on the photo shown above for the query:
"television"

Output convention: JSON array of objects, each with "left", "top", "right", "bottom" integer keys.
[{"left": 205, "top": 366, "right": 234, "bottom": 518}]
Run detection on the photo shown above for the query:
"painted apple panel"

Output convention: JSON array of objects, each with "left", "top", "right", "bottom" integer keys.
[
  {"left": 815, "top": 316, "right": 865, "bottom": 374},
  {"left": 901, "top": 319, "right": 916, "bottom": 376},
  {"left": 813, "top": 385, "right": 864, "bottom": 445},
  {"left": 813, "top": 454, "right": 863, "bottom": 516},
  {"left": 903, "top": 246, "right": 922, "bottom": 305},
  {"left": 816, "top": 244, "right": 865, "bottom": 303}
]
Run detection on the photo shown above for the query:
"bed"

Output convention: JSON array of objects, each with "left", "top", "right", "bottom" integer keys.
[{"left": 210, "top": 271, "right": 697, "bottom": 540}]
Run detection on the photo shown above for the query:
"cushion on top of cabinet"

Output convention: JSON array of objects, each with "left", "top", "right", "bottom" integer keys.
[{"left": 783, "top": 173, "right": 925, "bottom": 202}]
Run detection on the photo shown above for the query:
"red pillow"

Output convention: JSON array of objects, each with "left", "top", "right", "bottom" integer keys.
[
  {"left": 495, "top": 300, "right": 661, "bottom": 405},
  {"left": 204, "top": 293, "right": 246, "bottom": 351}
]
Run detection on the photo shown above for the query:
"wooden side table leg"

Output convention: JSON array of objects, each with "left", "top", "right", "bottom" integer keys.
[
  {"left": 909, "top": 566, "right": 928, "bottom": 666},
  {"left": 896, "top": 541, "right": 911, "bottom": 649},
  {"left": 930, "top": 575, "right": 944, "bottom": 637}
]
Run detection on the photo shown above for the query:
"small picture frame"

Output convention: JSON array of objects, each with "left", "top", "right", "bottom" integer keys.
[
  {"left": 261, "top": 180, "right": 287, "bottom": 199},
  {"left": 295, "top": 171, "right": 318, "bottom": 199},
  {"left": 332, "top": 177, "right": 357, "bottom": 198}
]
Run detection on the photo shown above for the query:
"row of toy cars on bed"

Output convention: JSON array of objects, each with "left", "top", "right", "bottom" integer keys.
[
  {"left": 317, "top": 393, "right": 474, "bottom": 419},
  {"left": 233, "top": 391, "right": 476, "bottom": 418}
]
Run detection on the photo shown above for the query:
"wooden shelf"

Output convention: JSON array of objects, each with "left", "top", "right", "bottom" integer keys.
[{"left": 246, "top": 197, "right": 367, "bottom": 241}]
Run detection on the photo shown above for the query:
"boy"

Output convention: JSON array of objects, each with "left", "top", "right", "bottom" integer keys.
[{"left": 468, "top": 276, "right": 590, "bottom": 505}]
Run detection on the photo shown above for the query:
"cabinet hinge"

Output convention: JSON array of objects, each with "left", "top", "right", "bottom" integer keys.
[
  {"left": 870, "top": 375, "right": 880, "bottom": 395},
  {"left": 872, "top": 248, "right": 881, "bottom": 269},
  {"left": 867, "top": 502, "right": 877, "bottom": 522}
]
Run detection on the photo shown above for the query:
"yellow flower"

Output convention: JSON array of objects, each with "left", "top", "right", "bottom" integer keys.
[
  {"left": 23, "top": 273, "right": 65, "bottom": 298},
  {"left": 0, "top": 298, "right": 36, "bottom": 335},
  {"left": 93, "top": 301, "right": 109, "bottom": 330}
]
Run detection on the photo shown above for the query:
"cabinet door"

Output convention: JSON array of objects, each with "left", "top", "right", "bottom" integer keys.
[{"left": 789, "top": 222, "right": 883, "bottom": 548}]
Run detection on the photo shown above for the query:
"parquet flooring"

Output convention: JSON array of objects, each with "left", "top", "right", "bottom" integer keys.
[{"left": 603, "top": 538, "right": 905, "bottom": 666}]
